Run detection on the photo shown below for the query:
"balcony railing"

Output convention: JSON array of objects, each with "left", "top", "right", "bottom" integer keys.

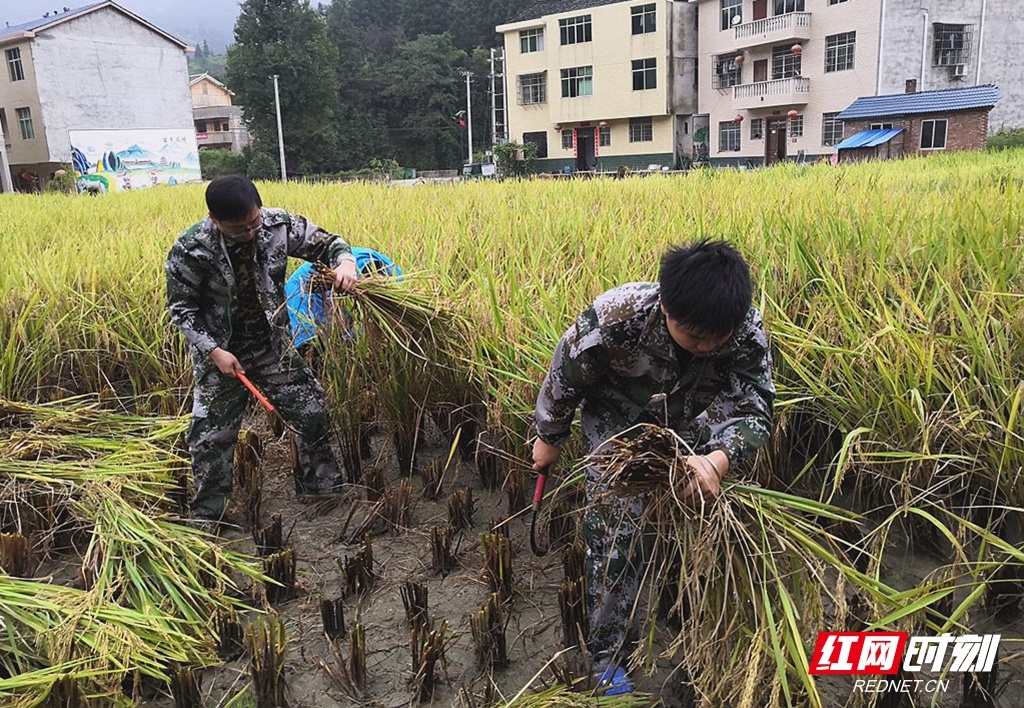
[
  {"left": 733, "top": 77, "right": 810, "bottom": 110},
  {"left": 733, "top": 12, "right": 811, "bottom": 49}
]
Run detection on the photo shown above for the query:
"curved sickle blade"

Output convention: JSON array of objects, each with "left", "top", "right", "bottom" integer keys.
[{"left": 530, "top": 465, "right": 551, "bottom": 557}]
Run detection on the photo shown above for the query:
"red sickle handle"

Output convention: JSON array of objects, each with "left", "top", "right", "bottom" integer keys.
[
  {"left": 532, "top": 466, "right": 550, "bottom": 511},
  {"left": 235, "top": 371, "right": 276, "bottom": 414}
]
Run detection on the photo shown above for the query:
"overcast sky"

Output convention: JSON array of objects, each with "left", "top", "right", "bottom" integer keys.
[{"left": 1, "top": 0, "right": 248, "bottom": 51}]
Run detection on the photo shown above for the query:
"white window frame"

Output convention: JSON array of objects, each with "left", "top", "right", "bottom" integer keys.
[
  {"left": 920, "top": 119, "right": 947, "bottom": 150},
  {"left": 772, "top": 44, "right": 801, "bottom": 79},
  {"left": 631, "top": 4, "right": 656, "bottom": 35},
  {"left": 518, "top": 72, "right": 547, "bottom": 105},
  {"left": 720, "top": 0, "right": 741, "bottom": 31},
  {"left": 825, "top": 31, "right": 856, "bottom": 72},
  {"left": 774, "top": 0, "right": 804, "bottom": 15},
  {"left": 16, "top": 107, "right": 34, "bottom": 140},
  {"left": 560, "top": 66, "right": 593, "bottom": 98},
  {"left": 6, "top": 48, "right": 25, "bottom": 82},
  {"left": 713, "top": 53, "right": 741, "bottom": 88},
  {"left": 629, "top": 117, "right": 653, "bottom": 143},
  {"left": 561, "top": 129, "right": 574, "bottom": 150},
  {"left": 599, "top": 125, "right": 611, "bottom": 147},
  {"left": 632, "top": 58, "right": 657, "bottom": 91},
  {"left": 719, "top": 121, "right": 741, "bottom": 151},
  {"left": 520, "top": 28, "right": 544, "bottom": 54},
  {"left": 750, "top": 118, "right": 764, "bottom": 140},
  {"left": 559, "top": 15, "right": 592, "bottom": 45},
  {"left": 870, "top": 122, "right": 894, "bottom": 130},
  {"left": 821, "top": 113, "right": 844, "bottom": 146}
]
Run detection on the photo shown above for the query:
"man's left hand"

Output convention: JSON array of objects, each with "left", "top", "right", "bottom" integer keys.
[
  {"left": 333, "top": 259, "right": 358, "bottom": 292},
  {"left": 679, "top": 455, "right": 722, "bottom": 503}
]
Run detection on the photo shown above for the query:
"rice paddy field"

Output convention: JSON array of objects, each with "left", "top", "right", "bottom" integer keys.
[{"left": 1, "top": 150, "right": 1023, "bottom": 707}]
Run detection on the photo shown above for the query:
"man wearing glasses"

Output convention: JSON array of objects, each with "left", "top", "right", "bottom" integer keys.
[{"left": 166, "top": 175, "right": 358, "bottom": 527}]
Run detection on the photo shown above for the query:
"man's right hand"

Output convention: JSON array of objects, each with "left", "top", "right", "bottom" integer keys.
[
  {"left": 531, "top": 438, "right": 561, "bottom": 470},
  {"left": 209, "top": 347, "right": 244, "bottom": 376}
]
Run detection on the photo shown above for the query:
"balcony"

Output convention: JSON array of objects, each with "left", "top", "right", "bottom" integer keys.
[
  {"left": 733, "top": 77, "right": 810, "bottom": 111},
  {"left": 196, "top": 131, "right": 235, "bottom": 147},
  {"left": 733, "top": 12, "right": 811, "bottom": 51}
]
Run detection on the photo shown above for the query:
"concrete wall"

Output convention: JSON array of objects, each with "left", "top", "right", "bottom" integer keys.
[
  {"left": 31, "top": 6, "right": 192, "bottom": 163},
  {"left": 843, "top": 109, "right": 989, "bottom": 156},
  {"left": 0, "top": 40, "right": 51, "bottom": 165},
  {"left": 499, "top": 1, "right": 685, "bottom": 167},
  {"left": 879, "top": 0, "right": 1022, "bottom": 130}
]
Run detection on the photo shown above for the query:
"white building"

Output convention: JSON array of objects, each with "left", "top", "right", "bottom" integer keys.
[{"left": 0, "top": 1, "right": 193, "bottom": 190}]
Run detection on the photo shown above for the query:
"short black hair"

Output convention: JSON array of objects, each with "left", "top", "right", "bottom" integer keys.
[
  {"left": 205, "top": 175, "right": 262, "bottom": 221},
  {"left": 659, "top": 240, "right": 752, "bottom": 335}
]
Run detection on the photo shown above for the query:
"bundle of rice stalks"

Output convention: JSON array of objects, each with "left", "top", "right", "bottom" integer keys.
[
  {"left": 349, "top": 622, "right": 367, "bottom": 693},
  {"left": 587, "top": 423, "right": 881, "bottom": 707},
  {"left": 262, "top": 549, "right": 296, "bottom": 605},
  {"left": 320, "top": 596, "right": 346, "bottom": 641},
  {"left": 418, "top": 459, "right": 446, "bottom": 501},
  {"left": 232, "top": 429, "right": 263, "bottom": 529},
  {"left": 430, "top": 526, "right": 456, "bottom": 576},
  {"left": 383, "top": 479, "right": 415, "bottom": 532},
  {"left": 546, "top": 497, "right": 578, "bottom": 550},
  {"left": 506, "top": 466, "right": 528, "bottom": 516},
  {"left": 339, "top": 535, "right": 375, "bottom": 598},
  {"left": 322, "top": 622, "right": 367, "bottom": 701},
  {"left": 481, "top": 532, "right": 513, "bottom": 601},
  {"left": 447, "top": 487, "right": 474, "bottom": 532},
  {"left": 213, "top": 609, "right": 244, "bottom": 662},
  {"left": 411, "top": 618, "right": 452, "bottom": 702},
  {"left": 558, "top": 577, "right": 587, "bottom": 650},
  {"left": 253, "top": 515, "right": 284, "bottom": 557},
  {"left": 470, "top": 593, "right": 509, "bottom": 670},
  {"left": 169, "top": 665, "right": 202, "bottom": 708},
  {"left": 362, "top": 465, "right": 386, "bottom": 502},
  {"left": 401, "top": 580, "right": 429, "bottom": 630},
  {"left": 0, "top": 533, "right": 37, "bottom": 577},
  {"left": 246, "top": 614, "right": 287, "bottom": 708},
  {"left": 562, "top": 539, "right": 586, "bottom": 583}
]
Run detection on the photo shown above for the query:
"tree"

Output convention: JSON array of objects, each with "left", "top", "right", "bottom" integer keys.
[{"left": 226, "top": 0, "right": 342, "bottom": 175}]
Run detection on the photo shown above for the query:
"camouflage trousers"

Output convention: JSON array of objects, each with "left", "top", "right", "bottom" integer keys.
[
  {"left": 187, "top": 341, "right": 341, "bottom": 516},
  {"left": 582, "top": 472, "right": 647, "bottom": 670}
]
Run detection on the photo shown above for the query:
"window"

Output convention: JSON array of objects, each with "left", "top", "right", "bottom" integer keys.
[
  {"left": 6, "top": 48, "right": 24, "bottom": 82},
  {"left": 712, "top": 53, "right": 741, "bottom": 88},
  {"left": 822, "top": 112, "right": 844, "bottom": 146},
  {"left": 933, "top": 24, "right": 972, "bottom": 66},
  {"left": 599, "top": 125, "right": 611, "bottom": 147},
  {"left": 828, "top": 0, "right": 851, "bottom": 4},
  {"left": 719, "top": 121, "right": 740, "bottom": 151},
  {"left": 520, "top": 28, "right": 544, "bottom": 53},
  {"left": 632, "top": 4, "right": 656, "bottom": 34},
  {"left": 750, "top": 118, "right": 763, "bottom": 140},
  {"left": 518, "top": 72, "right": 547, "bottom": 105},
  {"left": 870, "top": 122, "right": 893, "bottom": 130},
  {"left": 561, "top": 66, "right": 593, "bottom": 98},
  {"left": 523, "top": 131, "right": 548, "bottom": 158},
  {"left": 825, "top": 32, "right": 856, "bottom": 72},
  {"left": 632, "top": 58, "right": 657, "bottom": 91},
  {"left": 789, "top": 115, "right": 804, "bottom": 137},
  {"left": 561, "top": 130, "right": 574, "bottom": 150},
  {"left": 559, "top": 15, "right": 592, "bottom": 45},
  {"left": 195, "top": 121, "right": 207, "bottom": 133},
  {"left": 774, "top": 0, "right": 804, "bottom": 14},
  {"left": 629, "top": 117, "right": 653, "bottom": 142},
  {"left": 772, "top": 44, "right": 801, "bottom": 79},
  {"left": 16, "top": 107, "right": 34, "bottom": 140},
  {"left": 720, "top": 0, "right": 741, "bottom": 31},
  {"left": 920, "top": 119, "right": 947, "bottom": 150},
  {"left": 221, "top": 122, "right": 230, "bottom": 132}
]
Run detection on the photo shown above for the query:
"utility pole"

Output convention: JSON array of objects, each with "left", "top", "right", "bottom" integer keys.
[
  {"left": 489, "top": 49, "right": 497, "bottom": 152},
  {"left": 0, "top": 119, "right": 12, "bottom": 193},
  {"left": 272, "top": 74, "right": 287, "bottom": 182},
  {"left": 461, "top": 70, "right": 473, "bottom": 164}
]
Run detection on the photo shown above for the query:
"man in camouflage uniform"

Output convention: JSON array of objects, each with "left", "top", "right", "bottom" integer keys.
[
  {"left": 166, "top": 175, "right": 358, "bottom": 522},
  {"left": 532, "top": 240, "right": 774, "bottom": 693}
]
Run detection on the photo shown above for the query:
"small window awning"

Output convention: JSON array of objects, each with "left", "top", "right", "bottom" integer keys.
[{"left": 833, "top": 128, "right": 904, "bottom": 150}]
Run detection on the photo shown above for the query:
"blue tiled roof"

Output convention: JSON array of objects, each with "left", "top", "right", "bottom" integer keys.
[
  {"left": 506, "top": 0, "right": 628, "bottom": 24},
  {"left": 837, "top": 85, "right": 1002, "bottom": 120},
  {"left": 2, "top": 2, "right": 106, "bottom": 36},
  {"left": 833, "top": 128, "right": 904, "bottom": 151}
]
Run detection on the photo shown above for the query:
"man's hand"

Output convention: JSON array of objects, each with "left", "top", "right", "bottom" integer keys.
[
  {"left": 333, "top": 259, "right": 358, "bottom": 292},
  {"left": 532, "top": 438, "right": 561, "bottom": 471},
  {"left": 679, "top": 454, "right": 725, "bottom": 503},
  {"left": 210, "top": 347, "right": 244, "bottom": 376}
]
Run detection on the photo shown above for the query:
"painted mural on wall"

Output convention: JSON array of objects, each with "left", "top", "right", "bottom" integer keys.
[{"left": 68, "top": 128, "right": 201, "bottom": 193}]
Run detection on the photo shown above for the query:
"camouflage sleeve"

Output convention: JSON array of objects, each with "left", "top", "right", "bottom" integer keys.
[
  {"left": 534, "top": 306, "right": 607, "bottom": 447},
  {"left": 700, "top": 319, "right": 775, "bottom": 467},
  {"left": 165, "top": 242, "right": 219, "bottom": 357},
  {"left": 285, "top": 213, "right": 355, "bottom": 267}
]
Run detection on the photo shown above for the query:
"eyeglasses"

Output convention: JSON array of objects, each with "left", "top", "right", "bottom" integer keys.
[{"left": 219, "top": 214, "right": 262, "bottom": 239}]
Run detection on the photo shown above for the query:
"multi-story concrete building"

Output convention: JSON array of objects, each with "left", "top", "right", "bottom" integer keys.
[
  {"left": 694, "top": 0, "right": 1021, "bottom": 166},
  {"left": 0, "top": 1, "right": 192, "bottom": 189},
  {"left": 189, "top": 73, "right": 250, "bottom": 153},
  {"left": 497, "top": 0, "right": 698, "bottom": 173}
]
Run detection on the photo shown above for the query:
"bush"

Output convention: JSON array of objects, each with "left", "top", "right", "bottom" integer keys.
[
  {"left": 246, "top": 150, "right": 279, "bottom": 181},
  {"left": 198, "top": 149, "right": 248, "bottom": 179},
  {"left": 492, "top": 141, "right": 538, "bottom": 179},
  {"left": 987, "top": 128, "right": 1024, "bottom": 151}
]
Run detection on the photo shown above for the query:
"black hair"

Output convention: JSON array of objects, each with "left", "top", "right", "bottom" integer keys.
[
  {"left": 658, "top": 240, "right": 752, "bottom": 335},
  {"left": 205, "top": 175, "right": 263, "bottom": 221}
]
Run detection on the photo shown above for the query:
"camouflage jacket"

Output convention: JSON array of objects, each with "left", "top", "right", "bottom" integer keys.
[
  {"left": 165, "top": 208, "right": 355, "bottom": 360},
  {"left": 534, "top": 283, "right": 775, "bottom": 466}
]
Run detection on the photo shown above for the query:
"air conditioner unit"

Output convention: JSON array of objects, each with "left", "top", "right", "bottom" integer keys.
[{"left": 950, "top": 64, "right": 967, "bottom": 78}]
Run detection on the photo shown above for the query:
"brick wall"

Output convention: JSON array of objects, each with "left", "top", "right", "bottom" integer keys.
[{"left": 842, "top": 109, "right": 990, "bottom": 157}]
